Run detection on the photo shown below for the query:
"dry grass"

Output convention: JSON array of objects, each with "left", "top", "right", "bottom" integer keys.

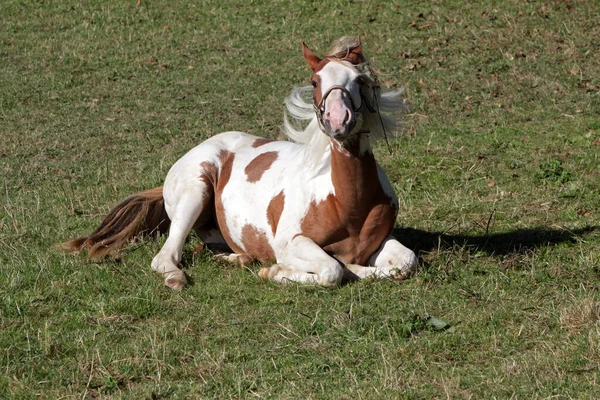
[{"left": 560, "top": 297, "right": 600, "bottom": 334}]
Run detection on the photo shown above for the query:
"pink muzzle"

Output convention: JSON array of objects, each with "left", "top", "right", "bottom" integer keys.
[{"left": 314, "top": 86, "right": 358, "bottom": 139}]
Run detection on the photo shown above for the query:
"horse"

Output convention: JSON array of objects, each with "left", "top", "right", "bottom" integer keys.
[{"left": 60, "top": 36, "right": 418, "bottom": 289}]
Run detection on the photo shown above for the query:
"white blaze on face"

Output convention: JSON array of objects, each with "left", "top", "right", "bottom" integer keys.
[{"left": 317, "top": 62, "right": 362, "bottom": 136}]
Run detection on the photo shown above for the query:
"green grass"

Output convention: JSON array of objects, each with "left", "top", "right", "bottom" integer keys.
[{"left": 2, "top": 0, "right": 600, "bottom": 398}]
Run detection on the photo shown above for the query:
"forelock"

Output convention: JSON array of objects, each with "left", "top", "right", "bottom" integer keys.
[{"left": 324, "top": 36, "right": 361, "bottom": 60}]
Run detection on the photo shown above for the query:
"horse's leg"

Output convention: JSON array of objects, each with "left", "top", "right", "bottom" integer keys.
[
  {"left": 195, "top": 228, "right": 227, "bottom": 250},
  {"left": 214, "top": 253, "right": 252, "bottom": 266},
  {"left": 151, "top": 188, "right": 210, "bottom": 289},
  {"left": 344, "top": 235, "right": 417, "bottom": 280},
  {"left": 195, "top": 227, "right": 253, "bottom": 266},
  {"left": 370, "top": 235, "right": 418, "bottom": 276},
  {"left": 259, "top": 235, "right": 343, "bottom": 286},
  {"left": 259, "top": 264, "right": 320, "bottom": 284}
]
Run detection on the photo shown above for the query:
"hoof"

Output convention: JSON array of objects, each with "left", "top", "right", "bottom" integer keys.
[
  {"left": 396, "top": 259, "right": 418, "bottom": 281},
  {"left": 164, "top": 270, "right": 187, "bottom": 290},
  {"left": 259, "top": 264, "right": 280, "bottom": 280}
]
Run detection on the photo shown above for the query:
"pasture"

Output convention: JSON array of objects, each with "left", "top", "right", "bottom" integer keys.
[{"left": 1, "top": 0, "right": 599, "bottom": 398}]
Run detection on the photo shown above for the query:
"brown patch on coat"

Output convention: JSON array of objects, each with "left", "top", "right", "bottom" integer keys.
[
  {"left": 309, "top": 58, "right": 333, "bottom": 108},
  {"left": 198, "top": 161, "right": 218, "bottom": 187},
  {"left": 240, "top": 224, "right": 275, "bottom": 261},
  {"left": 311, "top": 73, "right": 324, "bottom": 109},
  {"left": 299, "top": 145, "right": 397, "bottom": 265},
  {"left": 206, "top": 150, "right": 246, "bottom": 256},
  {"left": 245, "top": 151, "right": 278, "bottom": 183},
  {"left": 195, "top": 161, "right": 219, "bottom": 229},
  {"left": 266, "top": 191, "right": 285, "bottom": 236},
  {"left": 252, "top": 138, "right": 275, "bottom": 148}
]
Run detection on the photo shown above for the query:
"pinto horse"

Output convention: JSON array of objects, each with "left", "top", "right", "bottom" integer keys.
[{"left": 60, "top": 36, "right": 418, "bottom": 289}]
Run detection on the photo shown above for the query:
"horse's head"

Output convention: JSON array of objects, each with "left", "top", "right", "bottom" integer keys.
[{"left": 302, "top": 37, "right": 379, "bottom": 143}]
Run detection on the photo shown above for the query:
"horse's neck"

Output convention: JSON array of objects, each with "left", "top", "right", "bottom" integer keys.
[{"left": 329, "top": 136, "right": 379, "bottom": 209}]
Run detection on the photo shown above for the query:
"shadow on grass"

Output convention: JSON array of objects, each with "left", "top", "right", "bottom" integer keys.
[{"left": 393, "top": 225, "right": 598, "bottom": 256}]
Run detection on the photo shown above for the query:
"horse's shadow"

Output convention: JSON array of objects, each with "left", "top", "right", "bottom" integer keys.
[
  {"left": 392, "top": 225, "right": 598, "bottom": 258},
  {"left": 183, "top": 225, "right": 597, "bottom": 286}
]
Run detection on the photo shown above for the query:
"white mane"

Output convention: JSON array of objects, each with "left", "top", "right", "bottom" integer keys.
[{"left": 283, "top": 86, "right": 332, "bottom": 174}]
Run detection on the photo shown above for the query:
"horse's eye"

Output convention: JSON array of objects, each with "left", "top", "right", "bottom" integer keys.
[{"left": 311, "top": 80, "right": 318, "bottom": 88}]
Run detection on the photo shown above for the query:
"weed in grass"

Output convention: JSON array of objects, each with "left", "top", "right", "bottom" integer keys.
[{"left": 535, "top": 159, "right": 573, "bottom": 184}]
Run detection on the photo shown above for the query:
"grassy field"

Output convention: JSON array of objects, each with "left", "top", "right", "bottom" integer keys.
[{"left": 2, "top": 0, "right": 600, "bottom": 398}]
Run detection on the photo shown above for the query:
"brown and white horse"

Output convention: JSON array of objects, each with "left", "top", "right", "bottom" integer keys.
[{"left": 60, "top": 36, "right": 418, "bottom": 289}]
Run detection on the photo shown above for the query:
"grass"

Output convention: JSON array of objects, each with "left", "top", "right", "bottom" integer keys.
[{"left": 1, "top": 0, "right": 600, "bottom": 398}]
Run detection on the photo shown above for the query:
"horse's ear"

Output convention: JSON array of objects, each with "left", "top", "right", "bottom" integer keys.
[
  {"left": 302, "top": 41, "right": 322, "bottom": 72},
  {"left": 346, "top": 36, "right": 365, "bottom": 65}
]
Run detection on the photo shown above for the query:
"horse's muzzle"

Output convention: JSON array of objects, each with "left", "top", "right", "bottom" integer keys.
[
  {"left": 323, "top": 109, "right": 357, "bottom": 140},
  {"left": 316, "top": 86, "right": 358, "bottom": 140}
]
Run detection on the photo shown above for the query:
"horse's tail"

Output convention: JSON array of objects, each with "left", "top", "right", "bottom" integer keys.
[{"left": 58, "top": 186, "right": 170, "bottom": 260}]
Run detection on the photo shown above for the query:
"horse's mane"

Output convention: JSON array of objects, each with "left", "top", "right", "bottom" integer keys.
[{"left": 283, "top": 36, "right": 407, "bottom": 174}]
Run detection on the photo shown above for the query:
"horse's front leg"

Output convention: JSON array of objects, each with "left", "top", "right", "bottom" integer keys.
[
  {"left": 345, "top": 235, "right": 417, "bottom": 280},
  {"left": 259, "top": 235, "right": 343, "bottom": 286}
]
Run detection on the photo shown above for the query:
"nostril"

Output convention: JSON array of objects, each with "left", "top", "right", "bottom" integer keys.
[{"left": 344, "top": 109, "right": 350, "bottom": 125}]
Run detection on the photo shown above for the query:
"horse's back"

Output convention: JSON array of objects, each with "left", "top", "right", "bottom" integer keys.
[{"left": 163, "top": 132, "right": 283, "bottom": 200}]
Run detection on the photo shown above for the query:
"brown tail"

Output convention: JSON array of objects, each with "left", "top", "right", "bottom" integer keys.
[{"left": 58, "top": 186, "right": 170, "bottom": 260}]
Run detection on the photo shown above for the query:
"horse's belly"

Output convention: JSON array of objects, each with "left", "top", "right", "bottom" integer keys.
[{"left": 216, "top": 167, "right": 287, "bottom": 261}]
